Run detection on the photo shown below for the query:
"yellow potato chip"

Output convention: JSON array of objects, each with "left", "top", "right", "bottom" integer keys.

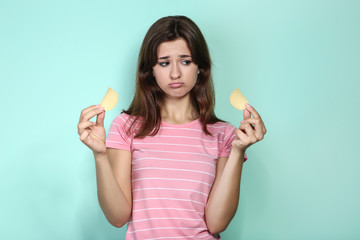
[
  {"left": 230, "top": 88, "right": 248, "bottom": 110},
  {"left": 100, "top": 87, "right": 118, "bottom": 111}
]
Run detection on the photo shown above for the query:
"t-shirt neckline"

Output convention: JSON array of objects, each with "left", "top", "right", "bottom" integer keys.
[{"left": 161, "top": 118, "right": 200, "bottom": 128}]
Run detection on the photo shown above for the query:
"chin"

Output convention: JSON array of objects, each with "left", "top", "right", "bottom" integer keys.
[{"left": 165, "top": 91, "right": 190, "bottom": 99}]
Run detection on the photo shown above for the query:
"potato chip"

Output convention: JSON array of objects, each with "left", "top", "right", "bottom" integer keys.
[
  {"left": 100, "top": 87, "right": 118, "bottom": 111},
  {"left": 230, "top": 88, "right": 248, "bottom": 110}
]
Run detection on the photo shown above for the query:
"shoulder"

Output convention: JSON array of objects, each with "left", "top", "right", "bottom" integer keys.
[
  {"left": 205, "top": 121, "right": 237, "bottom": 148},
  {"left": 107, "top": 113, "right": 135, "bottom": 149},
  {"left": 207, "top": 121, "right": 237, "bottom": 157},
  {"left": 207, "top": 121, "right": 237, "bottom": 136},
  {"left": 113, "top": 112, "right": 131, "bottom": 122},
  {"left": 112, "top": 112, "right": 138, "bottom": 127},
  {"left": 109, "top": 112, "right": 141, "bottom": 136}
]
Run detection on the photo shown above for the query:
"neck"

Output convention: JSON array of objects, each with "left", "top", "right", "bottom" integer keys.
[{"left": 161, "top": 95, "right": 199, "bottom": 124}]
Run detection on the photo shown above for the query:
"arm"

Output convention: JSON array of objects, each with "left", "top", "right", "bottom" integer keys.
[
  {"left": 78, "top": 105, "right": 132, "bottom": 228},
  {"left": 205, "top": 103, "right": 267, "bottom": 234},
  {"left": 94, "top": 149, "right": 132, "bottom": 228},
  {"left": 205, "top": 149, "right": 244, "bottom": 234}
]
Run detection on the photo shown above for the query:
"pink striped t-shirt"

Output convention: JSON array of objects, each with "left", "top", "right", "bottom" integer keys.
[{"left": 106, "top": 113, "right": 247, "bottom": 240}]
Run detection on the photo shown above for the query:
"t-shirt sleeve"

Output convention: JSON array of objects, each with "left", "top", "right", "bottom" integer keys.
[
  {"left": 219, "top": 124, "right": 248, "bottom": 162},
  {"left": 106, "top": 113, "right": 133, "bottom": 152}
]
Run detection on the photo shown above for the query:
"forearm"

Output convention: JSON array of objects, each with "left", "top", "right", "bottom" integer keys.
[
  {"left": 94, "top": 153, "right": 131, "bottom": 227},
  {"left": 205, "top": 148, "right": 244, "bottom": 234}
]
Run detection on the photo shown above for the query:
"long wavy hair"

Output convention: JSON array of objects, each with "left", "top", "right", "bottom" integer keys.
[{"left": 123, "top": 15, "right": 224, "bottom": 138}]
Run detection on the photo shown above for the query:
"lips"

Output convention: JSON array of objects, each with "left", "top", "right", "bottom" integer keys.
[{"left": 169, "top": 82, "right": 184, "bottom": 88}]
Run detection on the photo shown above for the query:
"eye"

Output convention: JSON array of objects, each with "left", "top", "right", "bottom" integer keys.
[
  {"left": 159, "top": 61, "right": 169, "bottom": 67},
  {"left": 181, "top": 60, "right": 192, "bottom": 65}
]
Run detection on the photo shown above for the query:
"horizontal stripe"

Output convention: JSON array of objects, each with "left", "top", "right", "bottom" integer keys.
[
  {"left": 159, "top": 127, "right": 204, "bottom": 132},
  {"left": 106, "top": 140, "right": 126, "bottom": 144},
  {"left": 132, "top": 142, "right": 218, "bottom": 149},
  {"left": 128, "top": 226, "right": 206, "bottom": 234},
  {"left": 207, "top": 124, "right": 234, "bottom": 129},
  {"left": 106, "top": 140, "right": 131, "bottom": 147},
  {"left": 131, "top": 177, "right": 212, "bottom": 187},
  {"left": 133, "top": 197, "right": 205, "bottom": 206},
  {"left": 132, "top": 207, "right": 204, "bottom": 215},
  {"left": 145, "top": 236, "right": 195, "bottom": 240},
  {"left": 133, "top": 157, "right": 216, "bottom": 167},
  {"left": 133, "top": 187, "right": 208, "bottom": 196},
  {"left": 198, "top": 233, "right": 211, "bottom": 238},
  {"left": 133, "top": 167, "right": 215, "bottom": 177},
  {"left": 129, "top": 217, "right": 204, "bottom": 223},
  {"left": 108, "top": 131, "right": 120, "bottom": 135},
  {"left": 143, "top": 135, "right": 222, "bottom": 143},
  {"left": 160, "top": 126, "right": 225, "bottom": 135},
  {"left": 139, "top": 149, "right": 216, "bottom": 158},
  {"left": 107, "top": 126, "right": 132, "bottom": 142},
  {"left": 112, "top": 122, "right": 140, "bottom": 131}
]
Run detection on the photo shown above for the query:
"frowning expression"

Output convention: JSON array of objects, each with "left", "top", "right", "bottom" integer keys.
[{"left": 153, "top": 38, "right": 199, "bottom": 100}]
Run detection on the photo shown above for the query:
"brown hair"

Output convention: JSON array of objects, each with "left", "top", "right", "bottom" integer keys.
[{"left": 123, "top": 15, "right": 224, "bottom": 138}]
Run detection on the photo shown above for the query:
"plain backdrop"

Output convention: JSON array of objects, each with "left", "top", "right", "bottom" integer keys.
[{"left": 1, "top": 0, "right": 359, "bottom": 239}]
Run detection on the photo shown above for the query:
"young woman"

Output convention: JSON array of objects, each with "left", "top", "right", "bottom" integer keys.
[{"left": 78, "top": 16, "right": 266, "bottom": 239}]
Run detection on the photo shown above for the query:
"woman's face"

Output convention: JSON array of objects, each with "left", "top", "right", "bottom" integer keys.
[{"left": 153, "top": 38, "right": 199, "bottom": 100}]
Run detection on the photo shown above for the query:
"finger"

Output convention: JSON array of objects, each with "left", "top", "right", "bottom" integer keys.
[
  {"left": 235, "top": 128, "right": 248, "bottom": 140},
  {"left": 261, "top": 121, "right": 267, "bottom": 135},
  {"left": 77, "top": 121, "right": 96, "bottom": 135},
  {"left": 244, "top": 103, "right": 266, "bottom": 134},
  {"left": 245, "top": 103, "right": 262, "bottom": 120},
  {"left": 241, "top": 119, "right": 256, "bottom": 131},
  {"left": 79, "top": 129, "right": 91, "bottom": 142},
  {"left": 242, "top": 122, "right": 257, "bottom": 141},
  {"left": 241, "top": 118, "right": 265, "bottom": 140},
  {"left": 243, "top": 108, "right": 251, "bottom": 120},
  {"left": 79, "top": 105, "right": 99, "bottom": 120},
  {"left": 81, "top": 107, "right": 104, "bottom": 122},
  {"left": 96, "top": 110, "right": 105, "bottom": 127}
]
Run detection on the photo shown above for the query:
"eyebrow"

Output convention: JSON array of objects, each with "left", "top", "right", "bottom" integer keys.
[{"left": 158, "top": 54, "right": 192, "bottom": 60}]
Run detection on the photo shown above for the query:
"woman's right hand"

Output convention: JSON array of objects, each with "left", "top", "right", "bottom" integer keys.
[{"left": 78, "top": 105, "right": 107, "bottom": 155}]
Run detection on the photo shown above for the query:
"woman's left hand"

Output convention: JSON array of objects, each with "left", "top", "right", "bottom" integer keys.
[{"left": 232, "top": 103, "right": 267, "bottom": 152}]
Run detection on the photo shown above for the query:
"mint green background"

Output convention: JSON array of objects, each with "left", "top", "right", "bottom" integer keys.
[{"left": 1, "top": 0, "right": 359, "bottom": 239}]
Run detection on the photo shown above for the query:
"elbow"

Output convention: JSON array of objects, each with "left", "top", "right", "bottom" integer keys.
[
  {"left": 205, "top": 203, "right": 237, "bottom": 234},
  {"left": 109, "top": 213, "right": 131, "bottom": 228},
  {"left": 206, "top": 215, "right": 230, "bottom": 235},
  {"left": 111, "top": 219, "right": 128, "bottom": 228},
  {"left": 207, "top": 222, "right": 228, "bottom": 235},
  {"left": 107, "top": 208, "right": 132, "bottom": 228}
]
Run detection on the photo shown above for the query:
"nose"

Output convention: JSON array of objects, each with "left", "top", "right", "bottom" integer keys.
[{"left": 170, "top": 62, "right": 181, "bottom": 80}]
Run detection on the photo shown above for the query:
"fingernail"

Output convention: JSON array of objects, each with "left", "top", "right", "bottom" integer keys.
[
  {"left": 245, "top": 103, "right": 251, "bottom": 109},
  {"left": 98, "top": 107, "right": 104, "bottom": 111},
  {"left": 240, "top": 120, "right": 244, "bottom": 124}
]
